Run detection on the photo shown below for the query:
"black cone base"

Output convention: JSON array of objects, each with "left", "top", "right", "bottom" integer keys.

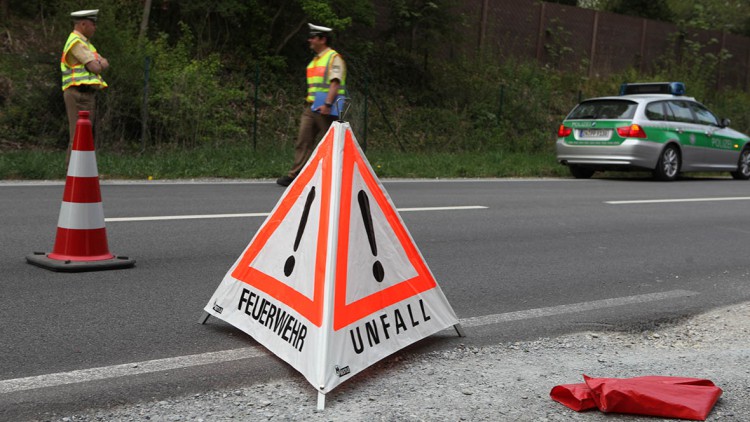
[{"left": 26, "top": 252, "right": 136, "bottom": 273}]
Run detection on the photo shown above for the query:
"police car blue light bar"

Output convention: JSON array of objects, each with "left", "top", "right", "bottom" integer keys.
[{"left": 619, "top": 82, "right": 685, "bottom": 96}]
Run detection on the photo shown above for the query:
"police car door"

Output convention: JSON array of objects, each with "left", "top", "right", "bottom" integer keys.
[
  {"left": 665, "top": 100, "right": 706, "bottom": 171},
  {"left": 688, "top": 102, "right": 737, "bottom": 170}
]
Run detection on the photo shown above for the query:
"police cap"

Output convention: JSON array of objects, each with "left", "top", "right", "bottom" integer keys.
[
  {"left": 71, "top": 9, "right": 99, "bottom": 22},
  {"left": 308, "top": 23, "right": 333, "bottom": 37}
]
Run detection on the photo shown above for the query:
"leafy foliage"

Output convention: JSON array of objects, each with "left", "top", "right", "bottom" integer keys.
[
  {"left": 586, "top": 0, "right": 750, "bottom": 36},
  {"left": 668, "top": 0, "right": 750, "bottom": 35},
  {"left": 2, "top": 0, "right": 750, "bottom": 164},
  {"left": 145, "top": 23, "right": 246, "bottom": 147}
]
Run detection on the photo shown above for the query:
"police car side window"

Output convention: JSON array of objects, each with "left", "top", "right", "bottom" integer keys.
[
  {"left": 688, "top": 102, "right": 720, "bottom": 127},
  {"left": 666, "top": 101, "right": 695, "bottom": 124},
  {"left": 645, "top": 102, "right": 667, "bottom": 121}
]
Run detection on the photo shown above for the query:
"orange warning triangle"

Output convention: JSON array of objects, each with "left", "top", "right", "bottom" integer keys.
[
  {"left": 332, "top": 128, "right": 438, "bottom": 330},
  {"left": 230, "top": 129, "right": 333, "bottom": 327}
]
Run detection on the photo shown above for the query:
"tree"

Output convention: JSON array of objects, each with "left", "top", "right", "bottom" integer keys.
[
  {"left": 146, "top": 0, "right": 373, "bottom": 61},
  {"left": 604, "top": 0, "right": 673, "bottom": 22},
  {"left": 0, "top": 0, "right": 8, "bottom": 22},
  {"left": 668, "top": 0, "right": 750, "bottom": 34},
  {"left": 547, "top": 0, "right": 577, "bottom": 5},
  {"left": 139, "top": 0, "right": 153, "bottom": 42},
  {"left": 387, "top": 0, "right": 456, "bottom": 54}
]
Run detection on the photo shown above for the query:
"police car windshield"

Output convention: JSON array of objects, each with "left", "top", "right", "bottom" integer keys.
[{"left": 567, "top": 100, "right": 638, "bottom": 120}]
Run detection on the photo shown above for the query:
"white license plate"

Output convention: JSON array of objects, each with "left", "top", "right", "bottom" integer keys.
[{"left": 580, "top": 129, "right": 610, "bottom": 138}]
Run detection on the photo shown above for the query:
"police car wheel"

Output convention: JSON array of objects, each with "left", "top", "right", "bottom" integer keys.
[
  {"left": 653, "top": 145, "right": 680, "bottom": 181},
  {"left": 730, "top": 148, "right": 750, "bottom": 180},
  {"left": 569, "top": 165, "right": 595, "bottom": 179}
]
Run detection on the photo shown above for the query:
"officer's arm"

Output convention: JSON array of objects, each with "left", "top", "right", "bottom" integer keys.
[
  {"left": 69, "top": 43, "right": 108, "bottom": 74},
  {"left": 321, "top": 79, "right": 340, "bottom": 114},
  {"left": 85, "top": 56, "right": 109, "bottom": 74}
]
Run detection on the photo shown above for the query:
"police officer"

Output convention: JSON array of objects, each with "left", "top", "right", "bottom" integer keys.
[
  {"left": 277, "top": 23, "right": 347, "bottom": 187},
  {"left": 61, "top": 9, "right": 109, "bottom": 164}
]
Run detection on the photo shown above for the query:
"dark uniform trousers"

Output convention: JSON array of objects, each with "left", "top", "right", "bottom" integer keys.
[{"left": 289, "top": 105, "right": 336, "bottom": 178}]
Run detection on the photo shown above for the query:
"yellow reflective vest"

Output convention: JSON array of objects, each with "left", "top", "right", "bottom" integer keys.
[
  {"left": 306, "top": 48, "right": 345, "bottom": 103},
  {"left": 61, "top": 32, "right": 108, "bottom": 91}
]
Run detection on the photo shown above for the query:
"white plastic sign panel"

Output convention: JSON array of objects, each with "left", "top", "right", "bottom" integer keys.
[{"left": 204, "top": 122, "right": 459, "bottom": 395}]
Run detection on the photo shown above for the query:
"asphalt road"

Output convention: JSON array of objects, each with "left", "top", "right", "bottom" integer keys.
[{"left": 2, "top": 177, "right": 750, "bottom": 420}]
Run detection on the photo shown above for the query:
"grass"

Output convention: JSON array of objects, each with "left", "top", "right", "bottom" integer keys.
[{"left": 0, "top": 145, "right": 570, "bottom": 180}]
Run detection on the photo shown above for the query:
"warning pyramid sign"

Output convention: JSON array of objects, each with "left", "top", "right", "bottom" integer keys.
[{"left": 202, "top": 122, "right": 462, "bottom": 408}]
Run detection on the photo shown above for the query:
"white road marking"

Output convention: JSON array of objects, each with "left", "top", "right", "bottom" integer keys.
[
  {"left": 0, "top": 289, "right": 696, "bottom": 394},
  {"left": 106, "top": 212, "right": 270, "bottom": 222},
  {"left": 105, "top": 206, "right": 488, "bottom": 223},
  {"left": 458, "top": 289, "right": 697, "bottom": 327},
  {"left": 0, "top": 348, "right": 267, "bottom": 394},
  {"left": 387, "top": 206, "right": 487, "bottom": 212},
  {"left": 606, "top": 197, "right": 750, "bottom": 205}
]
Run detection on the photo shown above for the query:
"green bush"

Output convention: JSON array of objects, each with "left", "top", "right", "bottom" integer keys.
[{"left": 145, "top": 24, "right": 247, "bottom": 148}]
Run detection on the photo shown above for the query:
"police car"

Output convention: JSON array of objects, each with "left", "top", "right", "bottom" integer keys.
[{"left": 556, "top": 82, "right": 750, "bottom": 181}]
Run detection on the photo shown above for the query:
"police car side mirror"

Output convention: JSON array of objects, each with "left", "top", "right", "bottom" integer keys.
[{"left": 720, "top": 118, "right": 731, "bottom": 128}]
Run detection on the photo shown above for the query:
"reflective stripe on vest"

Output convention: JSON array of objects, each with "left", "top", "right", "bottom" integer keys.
[
  {"left": 61, "top": 32, "right": 108, "bottom": 91},
  {"left": 306, "top": 49, "right": 346, "bottom": 103}
]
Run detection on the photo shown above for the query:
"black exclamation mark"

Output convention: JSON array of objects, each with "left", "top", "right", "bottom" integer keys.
[
  {"left": 284, "top": 187, "right": 316, "bottom": 277},
  {"left": 358, "top": 190, "right": 385, "bottom": 282}
]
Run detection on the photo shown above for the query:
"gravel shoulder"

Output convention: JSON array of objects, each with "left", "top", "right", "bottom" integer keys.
[{"left": 53, "top": 302, "right": 749, "bottom": 421}]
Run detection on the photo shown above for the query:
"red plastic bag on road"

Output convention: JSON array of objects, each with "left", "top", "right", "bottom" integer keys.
[
  {"left": 550, "top": 375, "right": 722, "bottom": 420},
  {"left": 549, "top": 382, "right": 597, "bottom": 411}
]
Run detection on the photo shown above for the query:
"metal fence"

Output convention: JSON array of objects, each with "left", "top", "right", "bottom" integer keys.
[{"left": 447, "top": 0, "right": 750, "bottom": 91}]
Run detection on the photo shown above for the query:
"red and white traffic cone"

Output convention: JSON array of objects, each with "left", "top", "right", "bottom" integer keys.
[{"left": 27, "top": 111, "right": 135, "bottom": 272}]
